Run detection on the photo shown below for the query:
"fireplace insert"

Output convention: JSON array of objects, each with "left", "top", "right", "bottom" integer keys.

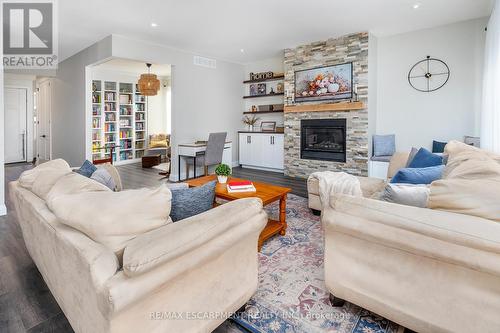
[{"left": 300, "top": 119, "right": 346, "bottom": 162}]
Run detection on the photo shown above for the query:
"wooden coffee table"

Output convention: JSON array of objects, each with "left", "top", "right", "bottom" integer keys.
[{"left": 184, "top": 175, "right": 291, "bottom": 250}]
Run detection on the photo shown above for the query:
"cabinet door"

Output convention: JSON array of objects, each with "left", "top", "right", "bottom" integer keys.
[
  {"left": 248, "top": 134, "right": 263, "bottom": 166},
  {"left": 239, "top": 134, "right": 250, "bottom": 165},
  {"left": 260, "top": 134, "right": 275, "bottom": 168},
  {"left": 272, "top": 134, "right": 284, "bottom": 169}
]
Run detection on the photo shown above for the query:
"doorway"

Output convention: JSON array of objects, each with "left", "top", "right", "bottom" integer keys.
[
  {"left": 37, "top": 80, "right": 52, "bottom": 162},
  {"left": 5, "top": 88, "right": 28, "bottom": 163}
]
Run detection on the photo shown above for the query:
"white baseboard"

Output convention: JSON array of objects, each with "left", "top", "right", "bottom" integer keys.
[{"left": 0, "top": 203, "right": 7, "bottom": 216}]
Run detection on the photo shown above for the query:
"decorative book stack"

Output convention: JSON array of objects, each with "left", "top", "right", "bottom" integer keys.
[{"left": 227, "top": 180, "right": 256, "bottom": 193}]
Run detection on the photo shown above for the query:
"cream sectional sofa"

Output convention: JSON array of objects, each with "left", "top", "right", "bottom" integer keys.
[
  {"left": 10, "top": 160, "right": 267, "bottom": 333},
  {"left": 307, "top": 152, "right": 409, "bottom": 213},
  {"left": 321, "top": 142, "right": 500, "bottom": 333}
]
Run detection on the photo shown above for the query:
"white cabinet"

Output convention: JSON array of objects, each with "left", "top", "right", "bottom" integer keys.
[{"left": 239, "top": 133, "right": 284, "bottom": 171}]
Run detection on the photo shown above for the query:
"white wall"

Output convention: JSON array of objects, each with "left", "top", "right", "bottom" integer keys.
[
  {"left": 243, "top": 56, "right": 285, "bottom": 129},
  {"left": 51, "top": 36, "right": 113, "bottom": 166},
  {"left": 375, "top": 18, "right": 487, "bottom": 152},
  {"left": 111, "top": 35, "right": 245, "bottom": 180},
  {"left": 147, "top": 76, "right": 169, "bottom": 135}
]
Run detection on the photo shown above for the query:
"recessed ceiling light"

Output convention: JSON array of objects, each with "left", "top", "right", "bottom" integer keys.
[
  {"left": 413, "top": 3, "right": 421, "bottom": 9},
  {"left": 151, "top": 22, "right": 158, "bottom": 27},
  {"left": 240, "top": 49, "right": 245, "bottom": 53}
]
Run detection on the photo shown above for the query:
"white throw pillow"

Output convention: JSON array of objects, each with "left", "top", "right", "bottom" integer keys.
[
  {"left": 48, "top": 185, "right": 173, "bottom": 256},
  {"left": 18, "top": 159, "right": 72, "bottom": 200},
  {"left": 46, "top": 172, "right": 111, "bottom": 204},
  {"left": 90, "top": 167, "right": 116, "bottom": 191}
]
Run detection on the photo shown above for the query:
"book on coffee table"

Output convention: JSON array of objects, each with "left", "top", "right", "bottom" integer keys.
[{"left": 227, "top": 180, "right": 256, "bottom": 193}]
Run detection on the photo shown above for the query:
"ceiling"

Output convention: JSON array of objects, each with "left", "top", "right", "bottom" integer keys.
[
  {"left": 59, "top": 0, "right": 493, "bottom": 63},
  {"left": 95, "top": 59, "right": 171, "bottom": 76}
]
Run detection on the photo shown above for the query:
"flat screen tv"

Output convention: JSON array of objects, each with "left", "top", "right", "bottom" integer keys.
[{"left": 294, "top": 62, "right": 353, "bottom": 102}]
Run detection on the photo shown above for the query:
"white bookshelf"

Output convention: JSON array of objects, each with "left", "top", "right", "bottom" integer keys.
[{"left": 91, "top": 79, "right": 147, "bottom": 165}]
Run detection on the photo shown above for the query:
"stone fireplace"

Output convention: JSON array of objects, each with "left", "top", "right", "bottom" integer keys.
[
  {"left": 283, "top": 32, "right": 369, "bottom": 178},
  {"left": 300, "top": 119, "right": 346, "bottom": 162}
]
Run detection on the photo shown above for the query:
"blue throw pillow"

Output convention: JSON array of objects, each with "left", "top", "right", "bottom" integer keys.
[
  {"left": 408, "top": 148, "right": 443, "bottom": 168},
  {"left": 432, "top": 140, "right": 447, "bottom": 153},
  {"left": 170, "top": 181, "right": 216, "bottom": 222},
  {"left": 76, "top": 160, "right": 97, "bottom": 178},
  {"left": 373, "top": 134, "right": 396, "bottom": 157},
  {"left": 391, "top": 165, "right": 444, "bottom": 185}
]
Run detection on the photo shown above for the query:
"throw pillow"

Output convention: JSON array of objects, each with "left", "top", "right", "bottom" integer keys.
[
  {"left": 48, "top": 185, "right": 173, "bottom": 257},
  {"left": 432, "top": 140, "right": 447, "bottom": 153},
  {"left": 91, "top": 167, "right": 116, "bottom": 191},
  {"left": 405, "top": 147, "right": 419, "bottom": 167},
  {"left": 379, "top": 183, "right": 429, "bottom": 208},
  {"left": 408, "top": 148, "right": 443, "bottom": 168},
  {"left": 76, "top": 160, "right": 97, "bottom": 178},
  {"left": 391, "top": 165, "right": 444, "bottom": 185},
  {"left": 373, "top": 134, "right": 396, "bottom": 157},
  {"left": 18, "top": 159, "right": 72, "bottom": 200},
  {"left": 170, "top": 181, "right": 216, "bottom": 222}
]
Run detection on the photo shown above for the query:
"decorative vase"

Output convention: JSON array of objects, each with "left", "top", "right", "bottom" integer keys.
[
  {"left": 248, "top": 124, "right": 254, "bottom": 132},
  {"left": 217, "top": 175, "right": 228, "bottom": 184}
]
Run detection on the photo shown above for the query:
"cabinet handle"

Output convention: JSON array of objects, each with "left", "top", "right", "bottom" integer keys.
[{"left": 272, "top": 136, "right": 274, "bottom": 145}]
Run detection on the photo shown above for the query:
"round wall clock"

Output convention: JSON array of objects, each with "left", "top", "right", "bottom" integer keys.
[{"left": 408, "top": 56, "right": 450, "bottom": 92}]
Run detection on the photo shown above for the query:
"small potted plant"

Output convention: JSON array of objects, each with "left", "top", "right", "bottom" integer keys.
[
  {"left": 215, "top": 163, "right": 231, "bottom": 184},
  {"left": 242, "top": 115, "right": 260, "bottom": 132}
]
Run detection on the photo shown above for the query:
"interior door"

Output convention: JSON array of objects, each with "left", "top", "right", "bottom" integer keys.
[
  {"left": 5, "top": 88, "right": 27, "bottom": 163},
  {"left": 37, "top": 80, "right": 51, "bottom": 161}
]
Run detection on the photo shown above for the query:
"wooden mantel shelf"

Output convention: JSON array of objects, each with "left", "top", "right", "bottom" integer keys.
[{"left": 284, "top": 101, "right": 365, "bottom": 113}]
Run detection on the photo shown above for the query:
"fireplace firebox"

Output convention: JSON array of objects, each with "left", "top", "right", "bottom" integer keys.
[{"left": 300, "top": 119, "right": 346, "bottom": 162}]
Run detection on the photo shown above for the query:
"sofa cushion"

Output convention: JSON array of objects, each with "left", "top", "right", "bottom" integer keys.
[
  {"left": 46, "top": 172, "right": 111, "bottom": 204},
  {"left": 98, "top": 164, "right": 122, "bottom": 191},
  {"left": 391, "top": 165, "right": 444, "bottom": 185},
  {"left": 18, "top": 159, "right": 72, "bottom": 200},
  {"left": 380, "top": 183, "right": 429, "bottom": 208},
  {"left": 408, "top": 148, "right": 443, "bottom": 168},
  {"left": 405, "top": 147, "right": 419, "bottom": 167},
  {"left": 308, "top": 176, "right": 384, "bottom": 199},
  {"left": 387, "top": 152, "right": 410, "bottom": 179},
  {"left": 170, "top": 181, "right": 216, "bottom": 222},
  {"left": 48, "top": 185, "right": 173, "bottom": 256},
  {"left": 429, "top": 156, "right": 500, "bottom": 222},
  {"left": 443, "top": 141, "right": 500, "bottom": 178}
]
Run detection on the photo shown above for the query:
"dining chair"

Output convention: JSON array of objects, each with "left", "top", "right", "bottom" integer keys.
[{"left": 185, "top": 132, "right": 227, "bottom": 178}]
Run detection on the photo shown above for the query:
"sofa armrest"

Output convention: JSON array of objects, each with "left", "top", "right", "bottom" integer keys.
[
  {"left": 324, "top": 194, "right": 500, "bottom": 275},
  {"left": 122, "top": 198, "right": 267, "bottom": 277}
]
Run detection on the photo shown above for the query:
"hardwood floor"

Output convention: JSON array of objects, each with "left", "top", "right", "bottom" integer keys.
[{"left": 0, "top": 162, "right": 305, "bottom": 333}]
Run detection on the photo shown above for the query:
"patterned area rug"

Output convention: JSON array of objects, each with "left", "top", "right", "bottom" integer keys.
[{"left": 227, "top": 194, "right": 403, "bottom": 333}]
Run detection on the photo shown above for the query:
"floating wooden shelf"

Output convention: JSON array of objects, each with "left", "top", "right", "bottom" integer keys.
[
  {"left": 243, "top": 110, "right": 284, "bottom": 115},
  {"left": 243, "top": 75, "right": 285, "bottom": 84},
  {"left": 243, "top": 93, "right": 284, "bottom": 99},
  {"left": 284, "top": 101, "right": 365, "bottom": 113}
]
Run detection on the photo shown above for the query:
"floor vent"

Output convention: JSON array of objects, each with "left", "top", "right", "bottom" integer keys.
[{"left": 193, "top": 56, "right": 216, "bottom": 69}]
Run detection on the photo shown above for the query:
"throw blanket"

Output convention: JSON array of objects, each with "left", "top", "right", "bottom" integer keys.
[{"left": 309, "top": 171, "right": 362, "bottom": 209}]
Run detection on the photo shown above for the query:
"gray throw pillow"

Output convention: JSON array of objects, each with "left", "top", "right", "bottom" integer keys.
[
  {"left": 373, "top": 134, "right": 396, "bottom": 157},
  {"left": 379, "top": 183, "right": 429, "bottom": 208},
  {"left": 170, "top": 181, "right": 216, "bottom": 222},
  {"left": 406, "top": 147, "right": 419, "bottom": 167},
  {"left": 90, "top": 167, "right": 116, "bottom": 191}
]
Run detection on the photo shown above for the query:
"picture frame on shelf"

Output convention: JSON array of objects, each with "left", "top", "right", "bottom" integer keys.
[
  {"left": 261, "top": 121, "right": 276, "bottom": 132},
  {"left": 249, "top": 84, "right": 258, "bottom": 96},
  {"left": 257, "top": 83, "right": 266, "bottom": 95}
]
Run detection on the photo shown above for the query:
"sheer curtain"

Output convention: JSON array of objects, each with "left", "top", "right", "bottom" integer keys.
[{"left": 481, "top": 0, "right": 500, "bottom": 153}]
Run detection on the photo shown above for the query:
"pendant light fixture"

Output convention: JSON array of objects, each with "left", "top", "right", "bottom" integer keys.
[{"left": 138, "top": 63, "right": 160, "bottom": 96}]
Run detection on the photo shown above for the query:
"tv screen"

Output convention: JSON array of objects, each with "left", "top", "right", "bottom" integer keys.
[{"left": 294, "top": 62, "right": 353, "bottom": 102}]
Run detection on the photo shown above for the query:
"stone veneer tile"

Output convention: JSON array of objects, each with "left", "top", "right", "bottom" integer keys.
[{"left": 284, "top": 32, "right": 369, "bottom": 178}]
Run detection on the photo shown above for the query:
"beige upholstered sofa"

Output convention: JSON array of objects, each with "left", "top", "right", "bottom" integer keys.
[
  {"left": 321, "top": 142, "right": 500, "bottom": 333},
  {"left": 10, "top": 160, "right": 267, "bottom": 333},
  {"left": 307, "top": 152, "right": 409, "bottom": 213}
]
